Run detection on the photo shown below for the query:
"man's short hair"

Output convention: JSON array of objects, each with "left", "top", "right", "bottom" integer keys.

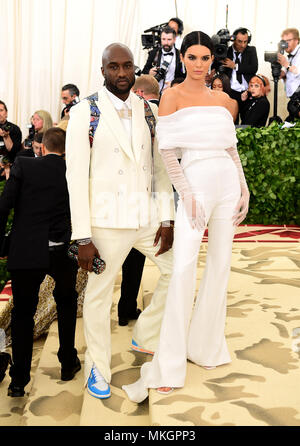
[
  {"left": 61, "top": 84, "right": 80, "bottom": 97},
  {"left": 134, "top": 75, "right": 160, "bottom": 97},
  {"left": 33, "top": 132, "right": 43, "bottom": 144},
  {"left": 42, "top": 127, "right": 66, "bottom": 154},
  {"left": 0, "top": 100, "right": 7, "bottom": 112},
  {"left": 281, "top": 28, "right": 299, "bottom": 42},
  {"left": 161, "top": 26, "right": 176, "bottom": 38}
]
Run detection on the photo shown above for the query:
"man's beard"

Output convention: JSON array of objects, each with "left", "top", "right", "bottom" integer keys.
[
  {"left": 162, "top": 44, "right": 173, "bottom": 53},
  {"left": 105, "top": 77, "right": 135, "bottom": 97}
]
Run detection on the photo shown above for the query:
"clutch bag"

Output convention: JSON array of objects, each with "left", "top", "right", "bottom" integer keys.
[{"left": 67, "top": 242, "right": 106, "bottom": 275}]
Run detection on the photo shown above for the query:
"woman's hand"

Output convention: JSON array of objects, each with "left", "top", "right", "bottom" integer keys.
[
  {"left": 241, "top": 91, "right": 248, "bottom": 102},
  {"left": 183, "top": 193, "right": 206, "bottom": 231},
  {"left": 233, "top": 189, "right": 250, "bottom": 226}
]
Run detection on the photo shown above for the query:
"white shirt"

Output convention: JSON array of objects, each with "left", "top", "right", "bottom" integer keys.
[
  {"left": 230, "top": 50, "right": 249, "bottom": 93},
  {"left": 175, "top": 35, "right": 182, "bottom": 50},
  {"left": 159, "top": 48, "right": 176, "bottom": 91},
  {"left": 104, "top": 87, "right": 132, "bottom": 140},
  {"left": 284, "top": 44, "right": 300, "bottom": 97}
]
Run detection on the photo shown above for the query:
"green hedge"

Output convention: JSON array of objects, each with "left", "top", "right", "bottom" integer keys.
[
  {"left": 237, "top": 120, "right": 300, "bottom": 225},
  {"left": 0, "top": 122, "right": 299, "bottom": 291}
]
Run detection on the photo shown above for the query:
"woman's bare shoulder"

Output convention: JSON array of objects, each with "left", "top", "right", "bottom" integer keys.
[
  {"left": 158, "top": 88, "right": 178, "bottom": 116},
  {"left": 211, "top": 90, "right": 236, "bottom": 117}
]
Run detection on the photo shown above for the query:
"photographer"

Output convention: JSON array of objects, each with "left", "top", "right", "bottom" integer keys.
[
  {"left": 60, "top": 84, "right": 80, "bottom": 119},
  {"left": 142, "top": 26, "right": 185, "bottom": 92},
  {"left": 277, "top": 28, "right": 300, "bottom": 121},
  {"left": 212, "top": 28, "right": 258, "bottom": 122},
  {"left": 0, "top": 101, "right": 22, "bottom": 168}
]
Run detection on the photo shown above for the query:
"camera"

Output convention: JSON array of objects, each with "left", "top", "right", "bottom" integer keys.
[
  {"left": 211, "top": 29, "right": 232, "bottom": 72},
  {"left": 154, "top": 60, "right": 170, "bottom": 83},
  {"left": 0, "top": 122, "right": 11, "bottom": 133},
  {"left": 141, "top": 23, "right": 167, "bottom": 50},
  {"left": 287, "top": 87, "right": 300, "bottom": 120},
  {"left": 24, "top": 124, "right": 35, "bottom": 148},
  {"left": 264, "top": 40, "right": 289, "bottom": 64}
]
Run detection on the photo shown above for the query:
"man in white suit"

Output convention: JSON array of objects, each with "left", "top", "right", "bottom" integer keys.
[{"left": 66, "top": 43, "right": 174, "bottom": 399}]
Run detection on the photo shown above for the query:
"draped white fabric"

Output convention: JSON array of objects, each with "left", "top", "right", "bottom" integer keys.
[{"left": 1, "top": 0, "right": 299, "bottom": 135}]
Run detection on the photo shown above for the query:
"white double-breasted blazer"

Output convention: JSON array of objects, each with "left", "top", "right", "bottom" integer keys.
[{"left": 65, "top": 87, "right": 174, "bottom": 239}]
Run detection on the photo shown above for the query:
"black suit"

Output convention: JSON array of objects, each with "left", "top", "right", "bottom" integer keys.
[
  {"left": 142, "top": 47, "right": 185, "bottom": 81},
  {"left": 16, "top": 148, "right": 35, "bottom": 158},
  {"left": 222, "top": 45, "right": 258, "bottom": 85},
  {"left": 0, "top": 154, "right": 78, "bottom": 387}
]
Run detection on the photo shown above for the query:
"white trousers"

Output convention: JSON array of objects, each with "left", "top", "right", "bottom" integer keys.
[
  {"left": 83, "top": 223, "right": 173, "bottom": 383},
  {"left": 123, "top": 156, "right": 241, "bottom": 400}
]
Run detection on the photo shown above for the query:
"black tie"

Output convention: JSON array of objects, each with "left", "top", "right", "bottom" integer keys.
[
  {"left": 164, "top": 52, "right": 174, "bottom": 56},
  {"left": 235, "top": 52, "right": 242, "bottom": 84}
]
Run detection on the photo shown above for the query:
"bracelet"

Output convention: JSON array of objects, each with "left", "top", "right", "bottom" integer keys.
[{"left": 77, "top": 238, "right": 92, "bottom": 245}]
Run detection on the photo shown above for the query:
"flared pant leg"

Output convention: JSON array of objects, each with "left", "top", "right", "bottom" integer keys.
[
  {"left": 139, "top": 200, "right": 206, "bottom": 388},
  {"left": 187, "top": 158, "right": 241, "bottom": 366}
]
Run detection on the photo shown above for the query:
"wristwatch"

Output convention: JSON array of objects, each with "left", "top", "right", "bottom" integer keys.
[{"left": 286, "top": 65, "right": 290, "bottom": 72}]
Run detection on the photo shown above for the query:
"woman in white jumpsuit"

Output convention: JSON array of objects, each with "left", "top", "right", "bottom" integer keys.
[{"left": 123, "top": 31, "right": 250, "bottom": 402}]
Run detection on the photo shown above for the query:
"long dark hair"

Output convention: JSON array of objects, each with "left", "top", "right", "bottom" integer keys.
[
  {"left": 211, "top": 73, "right": 231, "bottom": 94},
  {"left": 181, "top": 31, "right": 214, "bottom": 57}
]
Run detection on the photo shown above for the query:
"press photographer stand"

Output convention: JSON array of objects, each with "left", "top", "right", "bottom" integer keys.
[{"left": 269, "top": 62, "right": 283, "bottom": 125}]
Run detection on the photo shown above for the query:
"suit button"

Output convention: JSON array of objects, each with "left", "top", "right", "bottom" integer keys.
[
  {"left": 141, "top": 144, "right": 144, "bottom": 150},
  {"left": 143, "top": 166, "right": 147, "bottom": 171},
  {"left": 114, "top": 148, "right": 119, "bottom": 153},
  {"left": 118, "top": 169, "right": 124, "bottom": 175}
]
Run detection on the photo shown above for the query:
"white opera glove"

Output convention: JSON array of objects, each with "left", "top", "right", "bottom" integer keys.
[
  {"left": 226, "top": 146, "right": 250, "bottom": 226},
  {"left": 160, "top": 149, "right": 206, "bottom": 231},
  {"left": 182, "top": 191, "right": 206, "bottom": 231}
]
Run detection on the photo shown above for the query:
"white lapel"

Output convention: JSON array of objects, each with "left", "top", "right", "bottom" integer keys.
[
  {"left": 96, "top": 88, "right": 134, "bottom": 161},
  {"left": 131, "top": 92, "right": 145, "bottom": 164}
]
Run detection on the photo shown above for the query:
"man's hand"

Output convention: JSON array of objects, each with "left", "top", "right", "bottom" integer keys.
[
  {"left": 78, "top": 241, "right": 101, "bottom": 272},
  {"left": 277, "top": 53, "right": 289, "bottom": 68},
  {"left": 153, "top": 223, "right": 174, "bottom": 257},
  {"left": 149, "top": 67, "right": 158, "bottom": 77},
  {"left": 0, "top": 129, "right": 9, "bottom": 138},
  {"left": 222, "top": 58, "right": 236, "bottom": 69}
]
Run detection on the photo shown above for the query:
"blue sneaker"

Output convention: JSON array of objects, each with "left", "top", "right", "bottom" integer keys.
[{"left": 87, "top": 365, "right": 111, "bottom": 399}]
